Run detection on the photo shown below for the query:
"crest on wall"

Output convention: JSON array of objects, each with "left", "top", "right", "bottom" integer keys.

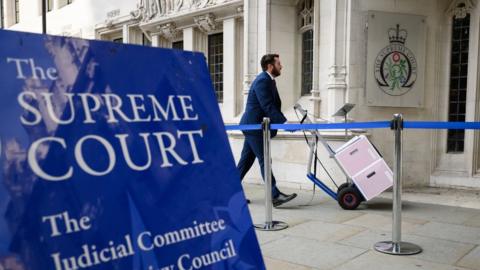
[
  {"left": 366, "top": 11, "right": 426, "bottom": 107},
  {"left": 374, "top": 24, "right": 417, "bottom": 96}
]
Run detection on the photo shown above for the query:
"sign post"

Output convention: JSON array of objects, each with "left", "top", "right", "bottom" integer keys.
[{"left": 0, "top": 30, "right": 265, "bottom": 270}]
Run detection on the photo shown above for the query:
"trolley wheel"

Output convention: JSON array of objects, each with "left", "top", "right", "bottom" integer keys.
[
  {"left": 337, "top": 183, "right": 350, "bottom": 193},
  {"left": 337, "top": 186, "right": 362, "bottom": 210}
]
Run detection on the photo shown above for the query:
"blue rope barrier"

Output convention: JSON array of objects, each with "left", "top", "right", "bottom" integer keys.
[
  {"left": 225, "top": 121, "right": 480, "bottom": 132},
  {"left": 225, "top": 121, "right": 391, "bottom": 131},
  {"left": 271, "top": 122, "right": 392, "bottom": 130},
  {"left": 225, "top": 124, "right": 262, "bottom": 131},
  {"left": 403, "top": 121, "right": 480, "bottom": 129}
]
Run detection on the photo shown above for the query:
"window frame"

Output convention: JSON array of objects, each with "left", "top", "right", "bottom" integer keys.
[
  {"left": 298, "top": 0, "right": 314, "bottom": 96},
  {"left": 301, "top": 28, "right": 314, "bottom": 96},
  {"left": 14, "top": 0, "right": 19, "bottom": 24},
  {"left": 172, "top": 40, "right": 183, "bottom": 50},
  {"left": 142, "top": 33, "right": 151, "bottom": 46},
  {"left": 446, "top": 13, "right": 471, "bottom": 153},
  {"left": 207, "top": 32, "right": 224, "bottom": 103},
  {"left": 1, "top": 0, "right": 4, "bottom": 28},
  {"left": 112, "top": 37, "right": 123, "bottom": 43}
]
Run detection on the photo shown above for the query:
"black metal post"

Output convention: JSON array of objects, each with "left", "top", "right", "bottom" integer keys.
[{"left": 42, "top": 0, "right": 46, "bottom": 34}]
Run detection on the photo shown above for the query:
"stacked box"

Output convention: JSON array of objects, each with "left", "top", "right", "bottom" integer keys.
[{"left": 334, "top": 135, "right": 393, "bottom": 201}]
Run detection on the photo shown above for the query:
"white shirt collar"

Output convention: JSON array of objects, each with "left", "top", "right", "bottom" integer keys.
[{"left": 266, "top": 71, "right": 275, "bottom": 80}]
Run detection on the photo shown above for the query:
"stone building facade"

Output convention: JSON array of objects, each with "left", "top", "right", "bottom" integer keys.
[{"left": 3, "top": 0, "right": 480, "bottom": 190}]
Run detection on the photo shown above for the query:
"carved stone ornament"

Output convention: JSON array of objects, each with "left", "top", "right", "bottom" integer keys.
[
  {"left": 105, "top": 19, "right": 114, "bottom": 29},
  {"left": 194, "top": 13, "right": 217, "bottom": 33},
  {"left": 156, "top": 23, "right": 179, "bottom": 40},
  {"left": 446, "top": 0, "right": 476, "bottom": 18},
  {"left": 131, "top": 0, "right": 160, "bottom": 22},
  {"left": 132, "top": 0, "right": 233, "bottom": 20}
]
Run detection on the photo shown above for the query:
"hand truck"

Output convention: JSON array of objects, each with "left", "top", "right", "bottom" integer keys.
[{"left": 294, "top": 104, "right": 393, "bottom": 210}]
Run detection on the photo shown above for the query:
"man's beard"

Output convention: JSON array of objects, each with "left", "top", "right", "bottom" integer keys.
[{"left": 271, "top": 67, "right": 281, "bottom": 77}]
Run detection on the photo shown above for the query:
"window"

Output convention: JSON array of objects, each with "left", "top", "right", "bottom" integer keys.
[
  {"left": 301, "top": 29, "right": 314, "bottom": 95},
  {"left": 298, "top": 0, "right": 314, "bottom": 96},
  {"left": 447, "top": 13, "right": 470, "bottom": 153},
  {"left": 1, "top": 0, "right": 4, "bottom": 28},
  {"left": 142, "top": 34, "right": 151, "bottom": 46},
  {"left": 15, "top": 0, "right": 19, "bottom": 23},
  {"left": 298, "top": 0, "right": 313, "bottom": 31},
  {"left": 208, "top": 33, "right": 223, "bottom": 103},
  {"left": 113, "top": 37, "right": 123, "bottom": 43},
  {"left": 172, "top": 40, "right": 183, "bottom": 50}
]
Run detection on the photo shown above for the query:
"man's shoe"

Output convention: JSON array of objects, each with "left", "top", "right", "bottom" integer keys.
[{"left": 272, "top": 192, "right": 297, "bottom": 207}]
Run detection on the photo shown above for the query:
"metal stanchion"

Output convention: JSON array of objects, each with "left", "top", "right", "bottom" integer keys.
[
  {"left": 254, "top": 118, "right": 288, "bottom": 231},
  {"left": 374, "top": 114, "right": 422, "bottom": 255}
]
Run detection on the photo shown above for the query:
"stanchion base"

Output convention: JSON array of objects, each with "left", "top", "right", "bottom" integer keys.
[
  {"left": 254, "top": 221, "right": 288, "bottom": 231},
  {"left": 374, "top": 241, "right": 422, "bottom": 255}
]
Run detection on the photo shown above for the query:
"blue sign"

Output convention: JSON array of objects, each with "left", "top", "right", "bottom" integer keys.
[{"left": 0, "top": 30, "right": 264, "bottom": 270}]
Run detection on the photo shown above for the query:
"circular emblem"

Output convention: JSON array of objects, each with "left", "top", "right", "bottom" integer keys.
[{"left": 374, "top": 25, "right": 417, "bottom": 96}]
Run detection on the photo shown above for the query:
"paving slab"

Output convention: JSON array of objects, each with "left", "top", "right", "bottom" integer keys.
[
  {"left": 339, "top": 229, "right": 394, "bottom": 250},
  {"left": 365, "top": 200, "right": 480, "bottom": 226},
  {"left": 334, "top": 251, "right": 471, "bottom": 270},
  {"left": 255, "top": 230, "right": 287, "bottom": 245},
  {"left": 273, "top": 203, "right": 366, "bottom": 224},
  {"left": 261, "top": 236, "right": 367, "bottom": 269},
  {"left": 456, "top": 245, "right": 480, "bottom": 270},
  {"left": 283, "top": 220, "right": 366, "bottom": 242},
  {"left": 342, "top": 213, "right": 427, "bottom": 233},
  {"left": 249, "top": 205, "right": 309, "bottom": 227},
  {"left": 380, "top": 187, "right": 480, "bottom": 210},
  {"left": 263, "top": 257, "right": 316, "bottom": 270},
  {"left": 410, "top": 222, "right": 480, "bottom": 245},
  {"left": 400, "top": 204, "right": 479, "bottom": 226},
  {"left": 340, "top": 230, "right": 475, "bottom": 265},
  {"left": 463, "top": 213, "right": 480, "bottom": 228}
]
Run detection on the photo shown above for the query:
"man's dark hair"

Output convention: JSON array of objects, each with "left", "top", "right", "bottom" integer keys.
[{"left": 260, "top": 54, "right": 279, "bottom": 71}]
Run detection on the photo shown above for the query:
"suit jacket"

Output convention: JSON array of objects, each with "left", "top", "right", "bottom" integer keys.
[{"left": 240, "top": 71, "right": 287, "bottom": 137}]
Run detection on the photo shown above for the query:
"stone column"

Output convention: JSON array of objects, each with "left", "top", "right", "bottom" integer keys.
[
  {"left": 257, "top": 0, "right": 270, "bottom": 57},
  {"left": 326, "top": 0, "right": 349, "bottom": 121},
  {"left": 243, "top": 0, "right": 270, "bottom": 107},
  {"left": 183, "top": 26, "right": 206, "bottom": 53},
  {"left": 223, "top": 18, "right": 238, "bottom": 120},
  {"left": 4, "top": 0, "right": 14, "bottom": 26},
  {"left": 311, "top": 0, "right": 322, "bottom": 119},
  {"left": 122, "top": 24, "right": 130, "bottom": 44},
  {"left": 159, "top": 37, "right": 171, "bottom": 48},
  {"left": 151, "top": 33, "right": 161, "bottom": 47},
  {"left": 53, "top": 0, "right": 60, "bottom": 10},
  {"left": 183, "top": 27, "right": 195, "bottom": 51}
]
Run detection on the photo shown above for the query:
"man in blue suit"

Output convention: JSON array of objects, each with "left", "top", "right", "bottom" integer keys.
[{"left": 237, "top": 54, "right": 297, "bottom": 207}]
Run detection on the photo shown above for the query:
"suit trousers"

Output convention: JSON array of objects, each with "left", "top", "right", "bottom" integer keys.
[{"left": 236, "top": 134, "right": 281, "bottom": 198}]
